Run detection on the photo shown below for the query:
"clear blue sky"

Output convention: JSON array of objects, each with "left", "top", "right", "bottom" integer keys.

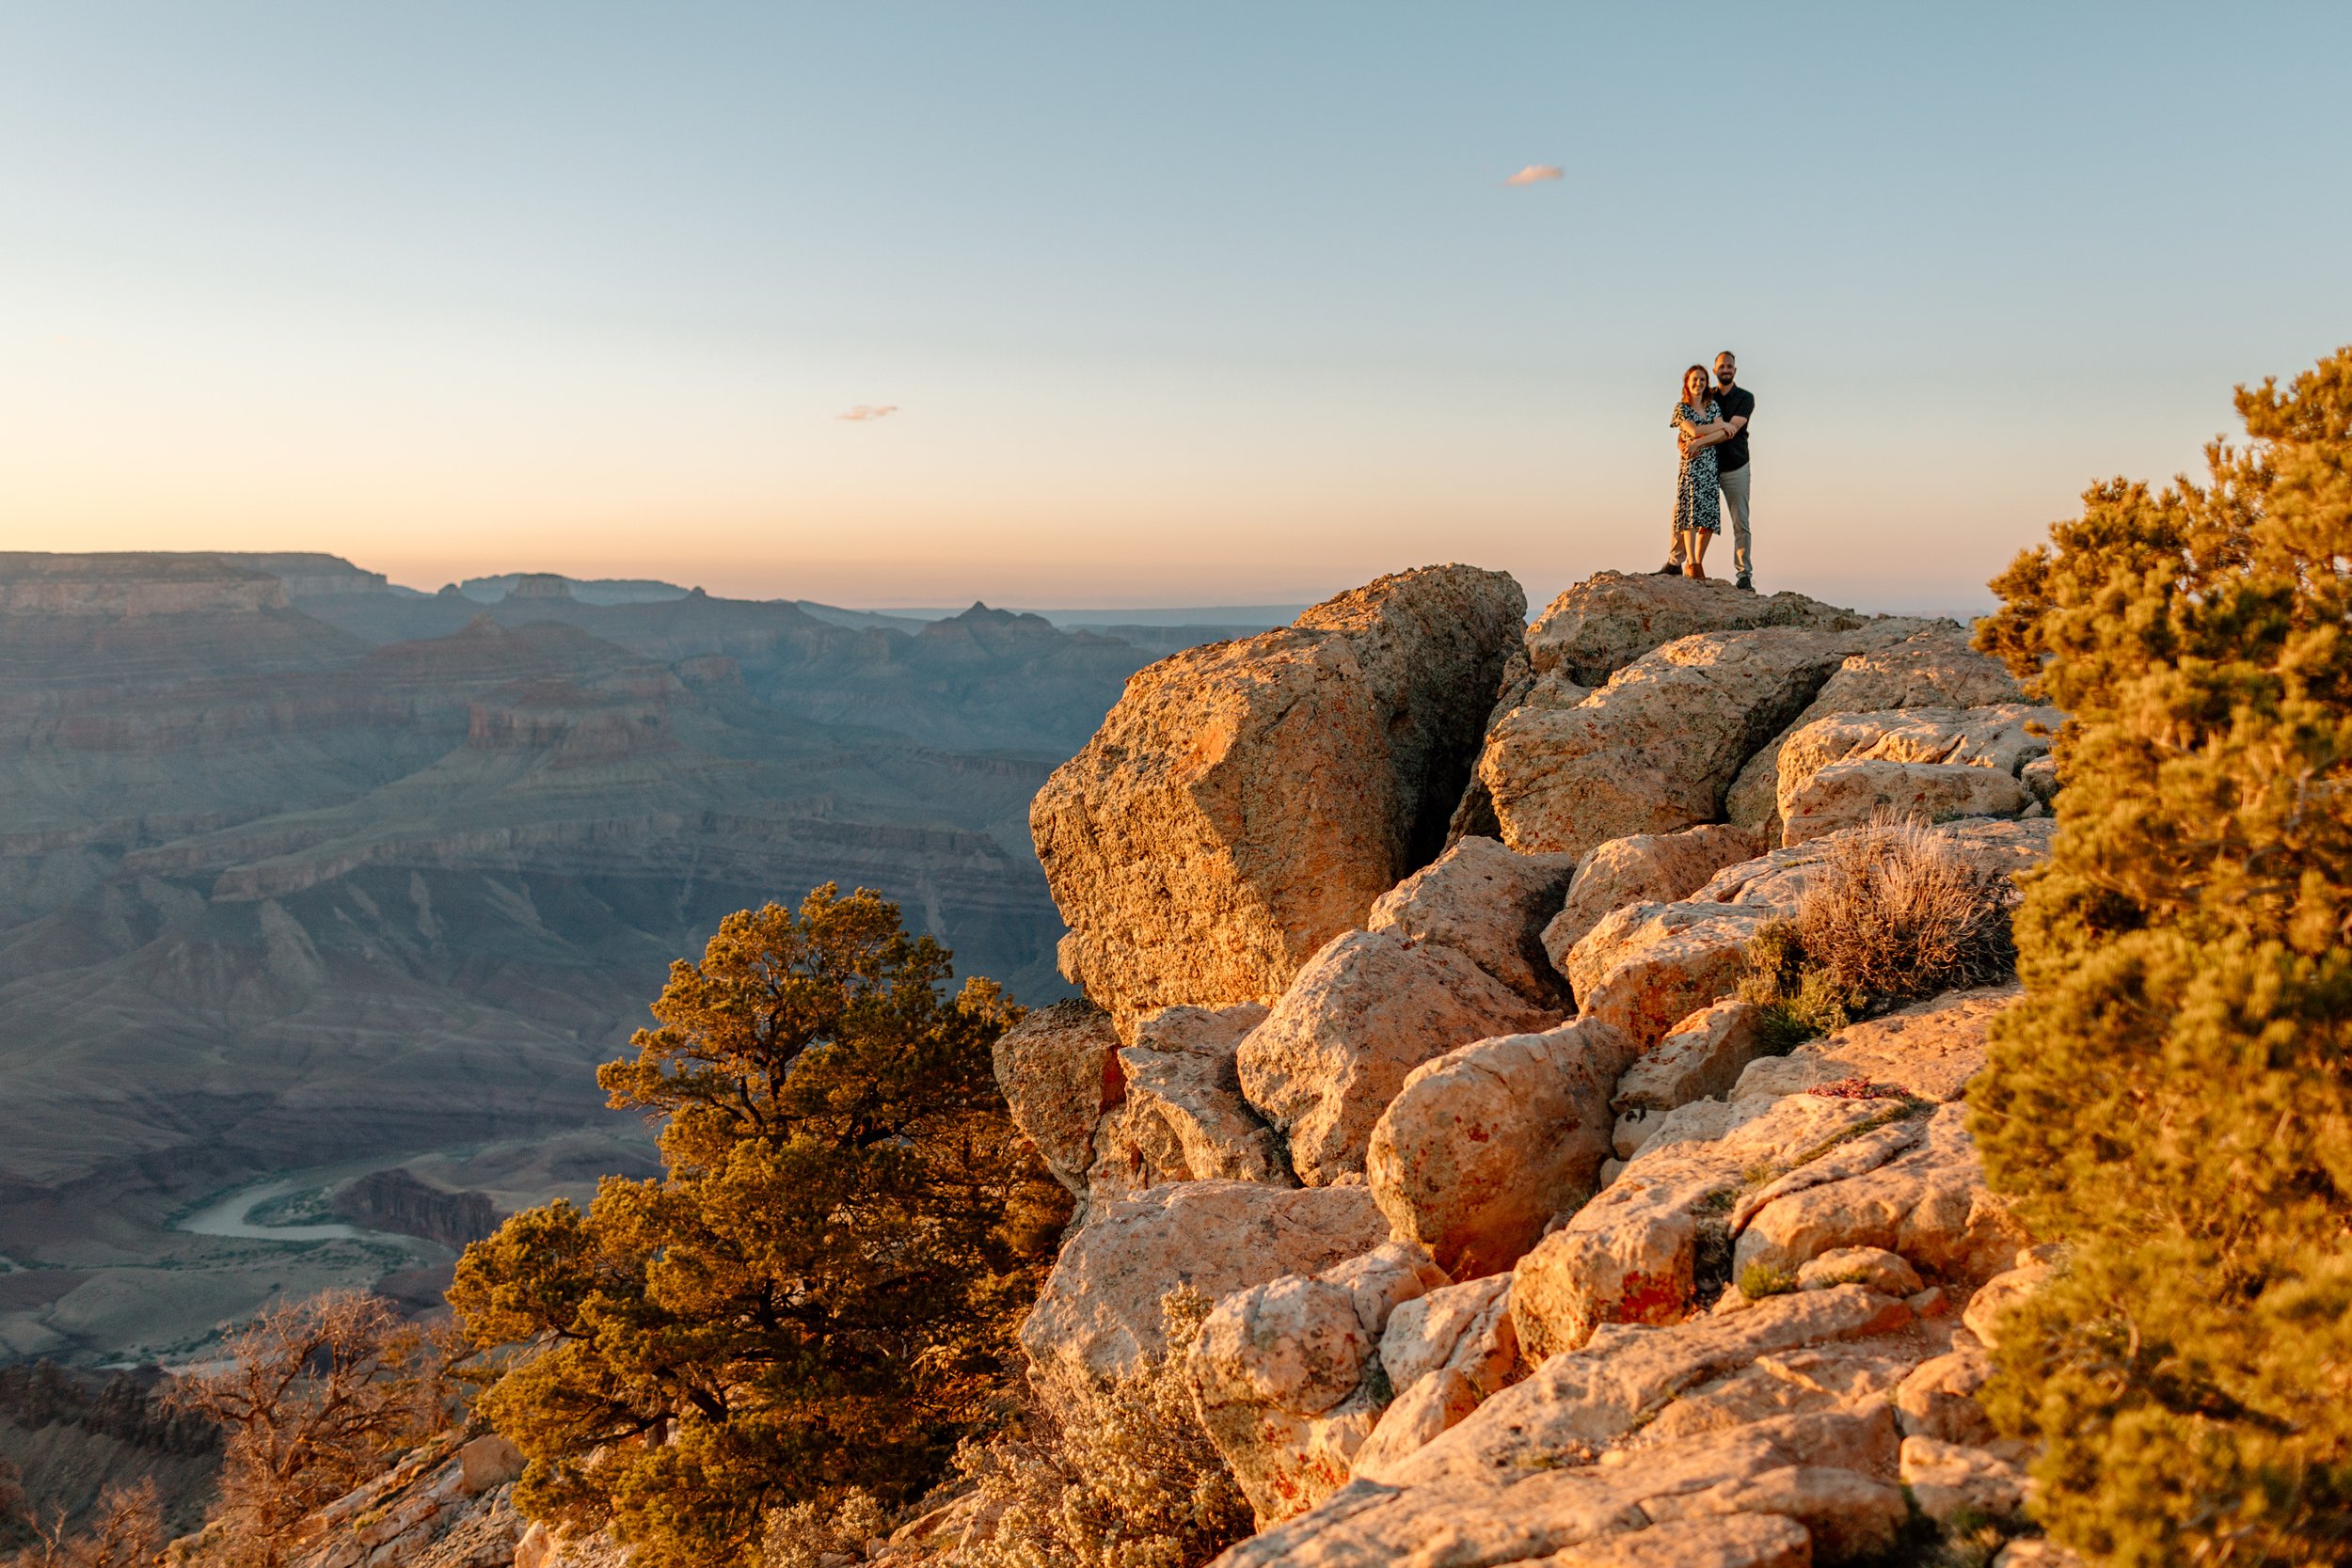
[{"left": 1, "top": 3, "right": 2344, "bottom": 612}]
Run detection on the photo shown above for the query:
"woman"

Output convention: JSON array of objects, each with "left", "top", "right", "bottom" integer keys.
[{"left": 1670, "top": 364, "right": 1734, "bottom": 578}]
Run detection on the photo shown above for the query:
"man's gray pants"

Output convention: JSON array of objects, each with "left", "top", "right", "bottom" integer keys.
[{"left": 1668, "top": 463, "right": 1753, "bottom": 578}]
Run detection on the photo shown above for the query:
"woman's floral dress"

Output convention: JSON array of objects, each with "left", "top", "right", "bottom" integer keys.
[{"left": 1672, "top": 399, "right": 1723, "bottom": 535}]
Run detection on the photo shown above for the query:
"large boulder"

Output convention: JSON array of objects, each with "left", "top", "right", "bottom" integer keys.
[
  {"left": 1236, "top": 929, "right": 1557, "bottom": 1185},
  {"left": 1018, "top": 1180, "right": 1389, "bottom": 1396},
  {"left": 1366, "top": 1017, "right": 1639, "bottom": 1278},
  {"left": 1222, "top": 1289, "right": 1917, "bottom": 1568},
  {"left": 1559, "top": 900, "right": 1764, "bottom": 1054},
  {"left": 1774, "top": 704, "right": 2062, "bottom": 845},
  {"left": 1483, "top": 621, "right": 1931, "bottom": 858},
  {"left": 1033, "top": 566, "right": 1526, "bottom": 1035},
  {"left": 992, "top": 999, "right": 1123, "bottom": 1196},
  {"left": 1189, "top": 1242, "right": 1448, "bottom": 1526},
  {"left": 1351, "top": 1274, "right": 1523, "bottom": 1480},
  {"left": 1525, "top": 572, "right": 1868, "bottom": 688},
  {"left": 1511, "top": 1091, "right": 1902, "bottom": 1361},
  {"left": 1731, "top": 987, "right": 2015, "bottom": 1105},
  {"left": 1546, "top": 824, "right": 1763, "bottom": 961},
  {"left": 1613, "top": 999, "right": 1774, "bottom": 1115},
  {"left": 1724, "top": 626, "right": 2027, "bottom": 844},
  {"left": 1089, "top": 1002, "right": 1288, "bottom": 1201},
  {"left": 1367, "top": 835, "right": 1580, "bottom": 1004}
]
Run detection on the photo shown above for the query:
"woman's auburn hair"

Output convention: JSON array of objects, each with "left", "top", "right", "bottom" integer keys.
[{"left": 1680, "top": 364, "right": 1711, "bottom": 410}]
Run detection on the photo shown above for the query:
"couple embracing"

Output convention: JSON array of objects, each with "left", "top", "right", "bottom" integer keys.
[{"left": 1662, "top": 350, "right": 1755, "bottom": 588}]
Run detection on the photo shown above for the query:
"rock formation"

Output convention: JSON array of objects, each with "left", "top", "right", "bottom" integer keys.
[
  {"left": 1031, "top": 565, "right": 1526, "bottom": 1034},
  {"left": 986, "top": 568, "right": 2074, "bottom": 1568},
  {"left": 1234, "top": 929, "right": 1557, "bottom": 1184}
]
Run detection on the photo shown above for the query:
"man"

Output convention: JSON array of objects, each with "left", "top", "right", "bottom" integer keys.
[{"left": 1661, "top": 351, "right": 1756, "bottom": 590}]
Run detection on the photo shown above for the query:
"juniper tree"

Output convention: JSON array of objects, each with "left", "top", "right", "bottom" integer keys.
[
  {"left": 1969, "top": 347, "right": 2352, "bottom": 1563},
  {"left": 450, "top": 885, "right": 1068, "bottom": 1568}
]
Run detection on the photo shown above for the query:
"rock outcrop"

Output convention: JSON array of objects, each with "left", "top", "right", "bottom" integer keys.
[
  {"left": 1365, "top": 1018, "right": 1638, "bottom": 1278},
  {"left": 993, "top": 999, "right": 1124, "bottom": 1196},
  {"left": 1019, "top": 1180, "right": 1391, "bottom": 1395},
  {"left": 1034, "top": 566, "right": 1527, "bottom": 1034},
  {"left": 1724, "top": 626, "right": 2028, "bottom": 845},
  {"left": 990, "top": 570, "right": 2076, "bottom": 1568},
  {"left": 1482, "top": 621, "right": 1931, "bottom": 858},
  {"left": 1366, "top": 835, "right": 1579, "bottom": 1005},
  {"left": 1524, "top": 574, "right": 1871, "bottom": 689},
  {"left": 1235, "top": 930, "right": 1556, "bottom": 1185}
]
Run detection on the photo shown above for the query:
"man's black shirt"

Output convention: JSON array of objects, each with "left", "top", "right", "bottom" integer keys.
[{"left": 1713, "top": 383, "right": 1755, "bottom": 473}]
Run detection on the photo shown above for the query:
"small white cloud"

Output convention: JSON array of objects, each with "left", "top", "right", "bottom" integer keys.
[
  {"left": 837, "top": 404, "right": 899, "bottom": 421},
  {"left": 1504, "top": 165, "right": 1563, "bottom": 186}
]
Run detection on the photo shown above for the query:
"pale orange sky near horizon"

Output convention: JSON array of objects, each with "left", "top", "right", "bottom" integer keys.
[{"left": 2, "top": 6, "right": 2344, "bottom": 617}]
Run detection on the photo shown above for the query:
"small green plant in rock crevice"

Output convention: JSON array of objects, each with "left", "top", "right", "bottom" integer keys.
[{"left": 1737, "top": 1262, "right": 1798, "bottom": 1300}]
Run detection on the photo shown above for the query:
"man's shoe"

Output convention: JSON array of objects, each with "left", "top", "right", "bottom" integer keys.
[
  {"left": 1735, "top": 576, "right": 1755, "bottom": 592},
  {"left": 1655, "top": 562, "right": 1680, "bottom": 576}
]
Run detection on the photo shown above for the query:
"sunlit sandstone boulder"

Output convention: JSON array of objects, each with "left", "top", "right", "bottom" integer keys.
[
  {"left": 1481, "top": 620, "right": 1931, "bottom": 859},
  {"left": 1725, "top": 625, "right": 2029, "bottom": 845},
  {"left": 1235, "top": 929, "right": 1557, "bottom": 1185},
  {"left": 991, "top": 997, "right": 1122, "bottom": 1196},
  {"left": 1188, "top": 1242, "right": 1448, "bottom": 1525},
  {"left": 1558, "top": 900, "right": 1764, "bottom": 1054},
  {"left": 1033, "top": 564, "right": 1525, "bottom": 1036},
  {"left": 1365, "top": 1018, "right": 1637, "bottom": 1278},
  {"left": 1544, "top": 824, "right": 1762, "bottom": 961},
  {"left": 1366, "top": 834, "right": 1580, "bottom": 1005},
  {"left": 1019, "top": 1180, "right": 1390, "bottom": 1397},
  {"left": 1524, "top": 571, "right": 1869, "bottom": 689}
]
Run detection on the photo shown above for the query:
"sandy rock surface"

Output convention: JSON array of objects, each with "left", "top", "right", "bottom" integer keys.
[
  {"left": 1561, "top": 901, "right": 1763, "bottom": 1054},
  {"left": 1511, "top": 1093, "right": 1896, "bottom": 1360},
  {"left": 1089, "top": 1002, "right": 1288, "bottom": 1200},
  {"left": 1482, "top": 620, "right": 1931, "bottom": 858},
  {"left": 1366, "top": 1018, "right": 1638, "bottom": 1278},
  {"left": 1367, "top": 834, "right": 1580, "bottom": 1004},
  {"left": 1733, "top": 1103, "right": 2028, "bottom": 1284},
  {"left": 1222, "top": 1288, "right": 1924, "bottom": 1568},
  {"left": 1694, "top": 816, "right": 2055, "bottom": 914},
  {"left": 992, "top": 998, "right": 1124, "bottom": 1196},
  {"left": 1019, "top": 1180, "right": 1391, "bottom": 1394},
  {"left": 1033, "top": 565, "right": 1525, "bottom": 1034},
  {"left": 1615, "top": 999, "right": 1772, "bottom": 1114},
  {"left": 1547, "top": 825, "right": 1763, "bottom": 959},
  {"left": 1732, "top": 987, "right": 2015, "bottom": 1104},
  {"left": 1525, "top": 573, "right": 1867, "bottom": 688},
  {"left": 1236, "top": 929, "right": 1557, "bottom": 1185},
  {"left": 1724, "top": 626, "right": 2026, "bottom": 842},
  {"left": 1783, "top": 759, "right": 2034, "bottom": 846},
  {"left": 1190, "top": 1241, "right": 1448, "bottom": 1525}
]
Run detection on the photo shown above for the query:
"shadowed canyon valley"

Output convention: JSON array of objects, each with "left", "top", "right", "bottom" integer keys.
[{"left": 0, "top": 551, "right": 1254, "bottom": 1365}]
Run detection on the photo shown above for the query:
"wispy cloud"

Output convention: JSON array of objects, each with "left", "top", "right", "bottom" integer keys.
[
  {"left": 837, "top": 404, "right": 899, "bottom": 421},
  {"left": 1504, "top": 165, "right": 1563, "bottom": 186}
]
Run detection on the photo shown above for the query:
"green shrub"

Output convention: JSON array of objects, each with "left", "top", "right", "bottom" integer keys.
[
  {"left": 1738, "top": 1263, "right": 1798, "bottom": 1300},
  {"left": 1968, "top": 346, "right": 2352, "bottom": 1564},
  {"left": 450, "top": 886, "right": 1070, "bottom": 1568}
]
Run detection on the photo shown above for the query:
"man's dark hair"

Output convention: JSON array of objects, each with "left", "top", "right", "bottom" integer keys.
[{"left": 1716, "top": 350, "right": 1737, "bottom": 363}]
